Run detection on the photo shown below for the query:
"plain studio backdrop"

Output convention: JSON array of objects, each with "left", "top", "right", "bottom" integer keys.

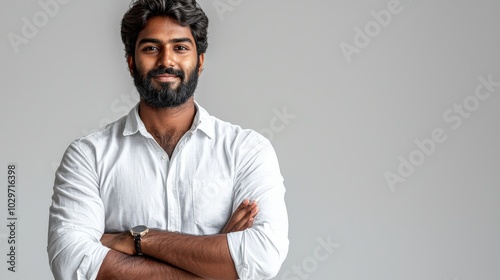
[{"left": 1, "top": 0, "right": 500, "bottom": 279}]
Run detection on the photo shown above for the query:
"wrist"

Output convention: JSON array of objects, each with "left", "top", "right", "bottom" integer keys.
[
  {"left": 130, "top": 225, "right": 149, "bottom": 256},
  {"left": 140, "top": 229, "right": 160, "bottom": 254},
  {"left": 141, "top": 229, "right": 175, "bottom": 256}
]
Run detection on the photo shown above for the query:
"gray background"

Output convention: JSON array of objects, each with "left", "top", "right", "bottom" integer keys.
[{"left": 1, "top": 0, "right": 499, "bottom": 279}]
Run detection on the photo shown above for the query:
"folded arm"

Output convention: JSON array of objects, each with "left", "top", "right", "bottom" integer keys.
[
  {"left": 49, "top": 135, "right": 288, "bottom": 280},
  {"left": 99, "top": 200, "right": 258, "bottom": 279},
  {"left": 100, "top": 137, "right": 289, "bottom": 280},
  {"left": 97, "top": 250, "right": 203, "bottom": 280}
]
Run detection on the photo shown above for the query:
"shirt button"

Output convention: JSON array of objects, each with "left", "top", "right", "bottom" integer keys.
[{"left": 161, "top": 155, "right": 167, "bottom": 160}]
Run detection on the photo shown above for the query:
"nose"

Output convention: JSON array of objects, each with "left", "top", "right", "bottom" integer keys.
[{"left": 157, "top": 48, "right": 175, "bottom": 68}]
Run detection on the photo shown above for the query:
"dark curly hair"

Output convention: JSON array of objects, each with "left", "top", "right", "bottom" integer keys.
[{"left": 121, "top": 0, "right": 209, "bottom": 57}]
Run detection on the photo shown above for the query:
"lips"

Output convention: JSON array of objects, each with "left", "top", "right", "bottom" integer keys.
[{"left": 153, "top": 74, "right": 179, "bottom": 82}]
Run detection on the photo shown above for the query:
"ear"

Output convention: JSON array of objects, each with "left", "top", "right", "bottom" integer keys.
[
  {"left": 127, "top": 55, "right": 134, "bottom": 77},
  {"left": 197, "top": 53, "right": 205, "bottom": 76}
]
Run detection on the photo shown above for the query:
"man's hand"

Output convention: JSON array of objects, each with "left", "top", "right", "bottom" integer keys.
[
  {"left": 101, "top": 231, "right": 135, "bottom": 255},
  {"left": 221, "top": 199, "right": 258, "bottom": 234}
]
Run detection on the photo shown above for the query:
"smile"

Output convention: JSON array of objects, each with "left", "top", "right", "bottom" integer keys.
[{"left": 153, "top": 74, "right": 179, "bottom": 82}]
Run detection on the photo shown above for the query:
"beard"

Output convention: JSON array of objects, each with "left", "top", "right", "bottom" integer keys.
[{"left": 133, "top": 61, "right": 199, "bottom": 108}]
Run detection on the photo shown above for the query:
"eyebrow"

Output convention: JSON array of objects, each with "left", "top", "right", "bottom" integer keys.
[{"left": 137, "top": 37, "right": 194, "bottom": 46}]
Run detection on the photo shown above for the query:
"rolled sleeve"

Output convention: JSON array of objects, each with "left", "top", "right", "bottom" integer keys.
[
  {"left": 47, "top": 141, "right": 109, "bottom": 280},
  {"left": 228, "top": 137, "right": 289, "bottom": 279}
]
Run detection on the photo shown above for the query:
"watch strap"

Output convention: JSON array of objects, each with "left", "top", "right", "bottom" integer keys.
[{"left": 134, "top": 235, "right": 143, "bottom": 255}]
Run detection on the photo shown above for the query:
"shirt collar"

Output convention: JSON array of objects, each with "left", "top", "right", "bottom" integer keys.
[
  {"left": 191, "top": 101, "right": 215, "bottom": 139},
  {"left": 122, "top": 101, "right": 215, "bottom": 139}
]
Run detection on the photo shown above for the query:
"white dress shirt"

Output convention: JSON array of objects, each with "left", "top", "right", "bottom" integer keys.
[{"left": 47, "top": 101, "right": 289, "bottom": 280}]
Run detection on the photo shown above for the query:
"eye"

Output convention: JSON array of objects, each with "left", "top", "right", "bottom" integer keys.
[
  {"left": 175, "top": 45, "right": 189, "bottom": 51},
  {"left": 142, "top": 46, "right": 159, "bottom": 52}
]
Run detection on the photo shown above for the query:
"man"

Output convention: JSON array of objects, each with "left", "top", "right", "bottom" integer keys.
[{"left": 47, "top": 0, "right": 289, "bottom": 279}]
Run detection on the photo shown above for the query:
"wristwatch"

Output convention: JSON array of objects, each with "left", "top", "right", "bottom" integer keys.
[{"left": 130, "top": 225, "right": 149, "bottom": 256}]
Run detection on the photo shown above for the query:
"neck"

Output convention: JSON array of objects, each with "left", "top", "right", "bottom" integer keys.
[{"left": 138, "top": 97, "right": 196, "bottom": 155}]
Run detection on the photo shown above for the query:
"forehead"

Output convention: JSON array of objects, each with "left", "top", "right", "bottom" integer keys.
[{"left": 136, "top": 16, "right": 194, "bottom": 44}]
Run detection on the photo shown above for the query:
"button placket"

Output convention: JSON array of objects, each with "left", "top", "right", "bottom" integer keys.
[{"left": 166, "top": 132, "right": 193, "bottom": 232}]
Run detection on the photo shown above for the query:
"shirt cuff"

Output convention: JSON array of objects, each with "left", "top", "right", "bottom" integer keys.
[{"left": 77, "top": 245, "right": 110, "bottom": 280}]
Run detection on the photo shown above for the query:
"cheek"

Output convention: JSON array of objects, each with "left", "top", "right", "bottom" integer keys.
[
  {"left": 135, "top": 55, "right": 157, "bottom": 72},
  {"left": 184, "top": 60, "right": 199, "bottom": 76},
  {"left": 134, "top": 62, "right": 153, "bottom": 79}
]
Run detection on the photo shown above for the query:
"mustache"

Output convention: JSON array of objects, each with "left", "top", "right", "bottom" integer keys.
[{"left": 148, "top": 67, "right": 185, "bottom": 79}]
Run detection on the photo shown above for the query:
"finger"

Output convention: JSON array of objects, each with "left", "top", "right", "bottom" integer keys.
[
  {"left": 231, "top": 205, "right": 259, "bottom": 232},
  {"left": 221, "top": 200, "right": 257, "bottom": 233},
  {"left": 231, "top": 216, "right": 249, "bottom": 232},
  {"left": 246, "top": 217, "right": 255, "bottom": 228},
  {"left": 235, "top": 199, "right": 250, "bottom": 212},
  {"left": 228, "top": 200, "right": 256, "bottom": 225},
  {"left": 251, "top": 204, "right": 259, "bottom": 218}
]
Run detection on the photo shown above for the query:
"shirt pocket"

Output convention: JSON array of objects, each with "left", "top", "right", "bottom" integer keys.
[{"left": 192, "top": 179, "right": 233, "bottom": 233}]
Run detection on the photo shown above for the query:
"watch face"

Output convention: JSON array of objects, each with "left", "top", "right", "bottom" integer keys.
[{"left": 131, "top": 225, "right": 148, "bottom": 234}]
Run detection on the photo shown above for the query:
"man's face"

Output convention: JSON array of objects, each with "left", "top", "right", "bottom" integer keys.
[{"left": 129, "top": 16, "right": 204, "bottom": 108}]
